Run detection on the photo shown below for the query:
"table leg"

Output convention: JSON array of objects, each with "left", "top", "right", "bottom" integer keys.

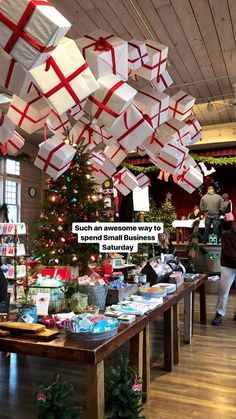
[
  {"left": 180, "top": 227, "right": 184, "bottom": 243},
  {"left": 176, "top": 228, "right": 180, "bottom": 244},
  {"left": 164, "top": 307, "right": 173, "bottom": 372},
  {"left": 184, "top": 292, "right": 193, "bottom": 344},
  {"left": 173, "top": 304, "right": 180, "bottom": 365},
  {"left": 142, "top": 324, "right": 150, "bottom": 402},
  {"left": 199, "top": 282, "right": 207, "bottom": 325},
  {"left": 87, "top": 361, "right": 104, "bottom": 419},
  {"left": 130, "top": 330, "right": 144, "bottom": 380},
  {"left": 192, "top": 290, "right": 195, "bottom": 337}
]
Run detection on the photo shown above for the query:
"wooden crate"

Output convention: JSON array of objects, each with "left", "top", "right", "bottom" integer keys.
[{"left": 106, "top": 283, "right": 139, "bottom": 306}]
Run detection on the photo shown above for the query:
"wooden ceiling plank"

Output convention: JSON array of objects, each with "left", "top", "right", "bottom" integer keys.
[
  {"left": 196, "top": 103, "right": 215, "bottom": 126},
  {"left": 228, "top": 0, "right": 236, "bottom": 43},
  {"left": 76, "top": 0, "right": 115, "bottom": 34},
  {"left": 193, "top": 104, "right": 207, "bottom": 126},
  {"left": 209, "top": 0, "right": 236, "bottom": 86},
  {"left": 190, "top": 0, "right": 232, "bottom": 97},
  {"left": 51, "top": 0, "right": 95, "bottom": 36},
  {"left": 107, "top": 0, "right": 145, "bottom": 39}
]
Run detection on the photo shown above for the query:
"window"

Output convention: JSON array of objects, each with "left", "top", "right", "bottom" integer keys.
[{"left": 0, "top": 159, "right": 21, "bottom": 222}]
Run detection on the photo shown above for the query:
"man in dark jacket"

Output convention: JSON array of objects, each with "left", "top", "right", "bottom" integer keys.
[
  {"left": 200, "top": 186, "right": 222, "bottom": 244},
  {"left": 212, "top": 226, "right": 236, "bottom": 325}
]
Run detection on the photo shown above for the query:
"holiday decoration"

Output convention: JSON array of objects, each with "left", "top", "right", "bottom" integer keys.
[
  {"left": 156, "top": 193, "right": 177, "bottom": 234},
  {"left": 198, "top": 162, "right": 216, "bottom": 176},
  {"left": 143, "top": 127, "right": 174, "bottom": 162},
  {"left": 90, "top": 151, "right": 116, "bottom": 184},
  {"left": 133, "top": 186, "right": 149, "bottom": 211},
  {"left": 30, "top": 37, "right": 99, "bottom": 115},
  {"left": 67, "top": 99, "right": 87, "bottom": 121},
  {"left": 0, "top": 110, "right": 15, "bottom": 144},
  {"left": 168, "top": 90, "right": 195, "bottom": 121},
  {"left": 155, "top": 140, "right": 189, "bottom": 174},
  {"left": 177, "top": 165, "right": 204, "bottom": 194},
  {"left": 135, "top": 39, "right": 168, "bottom": 81},
  {"left": 108, "top": 104, "right": 154, "bottom": 152},
  {"left": 34, "top": 134, "right": 76, "bottom": 179},
  {"left": 181, "top": 154, "right": 201, "bottom": 173},
  {"left": 128, "top": 39, "right": 149, "bottom": 70},
  {"left": 186, "top": 116, "right": 202, "bottom": 145},
  {"left": 136, "top": 145, "right": 146, "bottom": 156},
  {"left": 46, "top": 109, "right": 71, "bottom": 134},
  {"left": 69, "top": 117, "right": 103, "bottom": 151},
  {"left": 76, "top": 29, "right": 128, "bottom": 80},
  {"left": 104, "top": 143, "right": 128, "bottom": 167},
  {"left": 133, "top": 86, "right": 169, "bottom": 129},
  {"left": 113, "top": 167, "right": 138, "bottom": 196},
  {"left": 0, "top": 0, "right": 71, "bottom": 70},
  {"left": 84, "top": 73, "right": 137, "bottom": 128},
  {"left": 150, "top": 70, "right": 173, "bottom": 93},
  {"left": 163, "top": 118, "right": 191, "bottom": 146},
  {"left": 7, "top": 92, "right": 50, "bottom": 133},
  {"left": 136, "top": 173, "right": 150, "bottom": 189},
  {"left": 1, "top": 131, "right": 25, "bottom": 155}
]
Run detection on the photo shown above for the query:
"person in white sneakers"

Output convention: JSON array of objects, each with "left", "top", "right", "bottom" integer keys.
[{"left": 212, "top": 224, "right": 236, "bottom": 326}]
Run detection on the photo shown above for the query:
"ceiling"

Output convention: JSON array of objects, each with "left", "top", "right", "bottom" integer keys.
[{"left": 51, "top": 0, "right": 236, "bottom": 127}]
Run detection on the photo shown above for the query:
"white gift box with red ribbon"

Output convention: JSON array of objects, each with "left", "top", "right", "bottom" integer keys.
[
  {"left": 113, "top": 167, "right": 139, "bottom": 196},
  {"left": 76, "top": 29, "right": 128, "bottom": 81},
  {"left": 135, "top": 40, "right": 168, "bottom": 81},
  {"left": 155, "top": 140, "right": 189, "bottom": 174},
  {"left": 128, "top": 39, "right": 149, "bottom": 71},
  {"left": 84, "top": 73, "right": 137, "bottom": 129},
  {"left": 47, "top": 109, "right": 71, "bottom": 134},
  {"left": 90, "top": 151, "right": 116, "bottom": 185},
  {"left": 34, "top": 134, "right": 76, "bottom": 179},
  {"left": 67, "top": 99, "right": 87, "bottom": 122},
  {"left": 177, "top": 165, "right": 203, "bottom": 194},
  {"left": 181, "top": 155, "right": 202, "bottom": 175},
  {"left": 136, "top": 173, "right": 150, "bottom": 189},
  {"left": 30, "top": 38, "right": 99, "bottom": 115},
  {"left": 0, "top": 0, "right": 71, "bottom": 70},
  {"left": 133, "top": 86, "right": 169, "bottom": 129},
  {"left": 108, "top": 104, "right": 154, "bottom": 152},
  {"left": 69, "top": 117, "right": 103, "bottom": 151},
  {"left": 1, "top": 131, "right": 25, "bottom": 155},
  {"left": 168, "top": 90, "right": 195, "bottom": 121},
  {"left": 104, "top": 144, "right": 128, "bottom": 167},
  {"left": 186, "top": 117, "right": 202, "bottom": 145},
  {"left": 7, "top": 92, "right": 50, "bottom": 134},
  {"left": 151, "top": 70, "right": 173, "bottom": 93},
  {"left": 0, "top": 110, "right": 15, "bottom": 144},
  {"left": 143, "top": 126, "right": 174, "bottom": 161},
  {"left": 163, "top": 118, "right": 191, "bottom": 146}
]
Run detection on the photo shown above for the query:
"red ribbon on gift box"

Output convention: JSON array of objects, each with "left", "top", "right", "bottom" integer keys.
[
  {"left": 177, "top": 168, "right": 197, "bottom": 190},
  {"left": 0, "top": 1, "right": 56, "bottom": 55},
  {"left": 48, "top": 109, "right": 70, "bottom": 132},
  {"left": 110, "top": 145, "right": 128, "bottom": 160},
  {"left": 169, "top": 94, "right": 192, "bottom": 118},
  {"left": 114, "top": 171, "right": 132, "bottom": 193},
  {"left": 10, "top": 96, "right": 49, "bottom": 127},
  {"left": 7, "top": 133, "right": 24, "bottom": 153},
  {"left": 37, "top": 140, "right": 71, "bottom": 172},
  {"left": 116, "top": 115, "right": 147, "bottom": 145},
  {"left": 0, "top": 111, "right": 4, "bottom": 126},
  {"left": 165, "top": 121, "right": 190, "bottom": 146},
  {"left": 142, "top": 43, "right": 167, "bottom": 78},
  {"left": 4, "top": 58, "right": 16, "bottom": 89},
  {"left": 158, "top": 142, "right": 187, "bottom": 170},
  {"left": 74, "top": 121, "right": 94, "bottom": 146},
  {"left": 128, "top": 42, "right": 148, "bottom": 65},
  {"left": 88, "top": 79, "right": 124, "bottom": 120},
  {"left": 186, "top": 118, "right": 201, "bottom": 140},
  {"left": 83, "top": 34, "right": 116, "bottom": 75}
]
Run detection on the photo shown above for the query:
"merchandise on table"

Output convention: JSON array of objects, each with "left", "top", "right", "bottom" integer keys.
[
  {"left": 152, "top": 283, "right": 176, "bottom": 294},
  {"left": 62, "top": 314, "right": 120, "bottom": 341},
  {"left": 28, "top": 275, "right": 66, "bottom": 313},
  {"left": 139, "top": 286, "right": 167, "bottom": 298}
]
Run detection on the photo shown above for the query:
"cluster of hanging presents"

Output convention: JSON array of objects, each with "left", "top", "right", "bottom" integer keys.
[{"left": 0, "top": 0, "right": 205, "bottom": 194}]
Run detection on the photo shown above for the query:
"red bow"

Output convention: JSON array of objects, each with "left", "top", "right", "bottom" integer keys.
[
  {"left": 114, "top": 172, "right": 123, "bottom": 184},
  {"left": 177, "top": 169, "right": 188, "bottom": 182},
  {"left": 95, "top": 37, "right": 112, "bottom": 52}
]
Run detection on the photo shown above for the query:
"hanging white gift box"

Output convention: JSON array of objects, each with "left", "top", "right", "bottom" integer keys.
[
  {"left": 0, "top": 0, "right": 71, "bottom": 70},
  {"left": 29, "top": 38, "right": 99, "bottom": 116},
  {"left": 7, "top": 92, "right": 50, "bottom": 134},
  {"left": 67, "top": 99, "right": 87, "bottom": 121},
  {"left": 113, "top": 167, "right": 139, "bottom": 196},
  {"left": 76, "top": 29, "right": 128, "bottom": 80},
  {"left": 128, "top": 39, "right": 149, "bottom": 70},
  {"left": 155, "top": 140, "right": 189, "bottom": 174},
  {"left": 151, "top": 70, "right": 173, "bottom": 93},
  {"left": 90, "top": 151, "right": 116, "bottom": 185},
  {"left": 186, "top": 117, "right": 202, "bottom": 145},
  {"left": 34, "top": 134, "right": 76, "bottom": 179},
  {"left": 47, "top": 109, "right": 71, "bottom": 134},
  {"left": 168, "top": 90, "right": 195, "bottom": 121},
  {"left": 84, "top": 73, "right": 137, "bottom": 129},
  {"left": 136, "top": 173, "right": 150, "bottom": 189},
  {"left": 104, "top": 144, "right": 128, "bottom": 167},
  {"left": 136, "top": 145, "right": 146, "bottom": 156},
  {"left": 181, "top": 155, "right": 202, "bottom": 174},
  {"left": 69, "top": 117, "right": 103, "bottom": 151},
  {"left": 133, "top": 186, "right": 150, "bottom": 212},
  {"left": 108, "top": 104, "right": 154, "bottom": 152},
  {"left": 177, "top": 165, "right": 203, "bottom": 194},
  {"left": 163, "top": 118, "right": 191, "bottom": 146},
  {"left": 143, "top": 126, "right": 174, "bottom": 162},
  {"left": 0, "top": 110, "right": 15, "bottom": 144},
  {"left": 135, "top": 40, "right": 168, "bottom": 81},
  {"left": 1, "top": 131, "right": 25, "bottom": 155},
  {"left": 133, "top": 86, "right": 169, "bottom": 129}
]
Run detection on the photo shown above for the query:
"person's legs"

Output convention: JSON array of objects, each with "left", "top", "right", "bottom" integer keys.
[
  {"left": 216, "top": 266, "right": 236, "bottom": 316},
  {"left": 212, "top": 216, "right": 220, "bottom": 242},
  {"left": 203, "top": 217, "right": 212, "bottom": 244}
]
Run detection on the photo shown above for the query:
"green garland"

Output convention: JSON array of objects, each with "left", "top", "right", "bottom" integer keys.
[{"left": 123, "top": 153, "right": 236, "bottom": 173}]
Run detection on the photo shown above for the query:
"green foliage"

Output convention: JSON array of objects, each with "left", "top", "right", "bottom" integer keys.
[
  {"left": 105, "top": 354, "right": 145, "bottom": 419},
  {"left": 35, "top": 374, "right": 81, "bottom": 419},
  {"left": 155, "top": 194, "right": 177, "bottom": 234}
]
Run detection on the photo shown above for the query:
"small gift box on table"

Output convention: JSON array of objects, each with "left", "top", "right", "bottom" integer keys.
[
  {"left": 168, "top": 90, "right": 195, "bottom": 121},
  {"left": 135, "top": 39, "right": 168, "bottom": 81},
  {"left": 0, "top": 110, "right": 15, "bottom": 144},
  {"left": 104, "top": 144, "right": 128, "bottom": 167},
  {"left": 176, "top": 165, "right": 203, "bottom": 194},
  {"left": 151, "top": 70, "right": 173, "bottom": 92},
  {"left": 0, "top": 0, "right": 71, "bottom": 70},
  {"left": 128, "top": 39, "right": 149, "bottom": 70},
  {"left": 155, "top": 140, "right": 189, "bottom": 175},
  {"left": 108, "top": 104, "right": 154, "bottom": 152},
  {"left": 133, "top": 86, "right": 169, "bottom": 129},
  {"left": 163, "top": 118, "right": 191, "bottom": 146},
  {"left": 186, "top": 116, "right": 202, "bottom": 145},
  {"left": 84, "top": 73, "right": 137, "bottom": 129},
  {"left": 113, "top": 167, "right": 139, "bottom": 196},
  {"left": 76, "top": 29, "right": 128, "bottom": 80},
  {"left": 30, "top": 37, "right": 99, "bottom": 115},
  {"left": 47, "top": 109, "right": 71, "bottom": 134},
  {"left": 7, "top": 92, "right": 50, "bottom": 133},
  {"left": 90, "top": 151, "right": 116, "bottom": 185},
  {"left": 1, "top": 131, "right": 25, "bottom": 155},
  {"left": 69, "top": 117, "right": 103, "bottom": 151},
  {"left": 67, "top": 99, "right": 87, "bottom": 121},
  {"left": 136, "top": 173, "right": 150, "bottom": 189},
  {"left": 34, "top": 134, "right": 76, "bottom": 179}
]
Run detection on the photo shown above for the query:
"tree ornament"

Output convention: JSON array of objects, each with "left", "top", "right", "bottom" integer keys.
[{"left": 57, "top": 225, "right": 63, "bottom": 231}]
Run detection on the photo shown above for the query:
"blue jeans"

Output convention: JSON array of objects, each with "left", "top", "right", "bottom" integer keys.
[{"left": 203, "top": 215, "right": 220, "bottom": 244}]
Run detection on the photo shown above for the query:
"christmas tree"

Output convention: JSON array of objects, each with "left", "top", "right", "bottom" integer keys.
[
  {"left": 156, "top": 193, "right": 177, "bottom": 234},
  {"left": 134, "top": 196, "right": 159, "bottom": 222},
  {"left": 34, "top": 149, "right": 104, "bottom": 274}
]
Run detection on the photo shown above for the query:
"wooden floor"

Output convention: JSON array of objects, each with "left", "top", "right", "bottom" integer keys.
[{"left": 1, "top": 292, "right": 236, "bottom": 419}]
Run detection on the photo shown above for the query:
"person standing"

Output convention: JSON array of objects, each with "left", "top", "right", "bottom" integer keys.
[
  {"left": 200, "top": 186, "right": 222, "bottom": 244},
  {"left": 212, "top": 225, "right": 236, "bottom": 325},
  {"left": 220, "top": 193, "right": 234, "bottom": 232}
]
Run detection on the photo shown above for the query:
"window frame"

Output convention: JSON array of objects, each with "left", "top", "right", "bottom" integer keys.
[{"left": 0, "top": 158, "right": 21, "bottom": 222}]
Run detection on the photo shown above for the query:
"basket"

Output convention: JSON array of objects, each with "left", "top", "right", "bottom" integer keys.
[
  {"left": 80, "top": 284, "right": 108, "bottom": 309},
  {"left": 62, "top": 319, "right": 119, "bottom": 342},
  {"left": 28, "top": 285, "right": 65, "bottom": 313}
]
